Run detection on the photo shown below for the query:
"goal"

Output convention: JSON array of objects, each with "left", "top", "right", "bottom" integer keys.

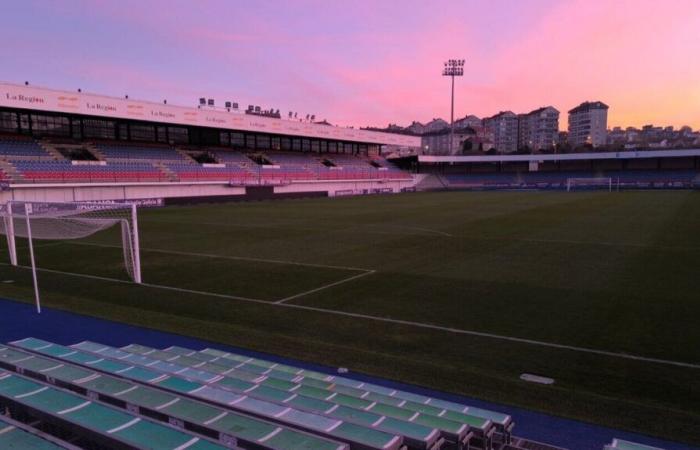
[
  {"left": 0, "top": 200, "right": 142, "bottom": 313},
  {"left": 566, "top": 177, "right": 614, "bottom": 192}
]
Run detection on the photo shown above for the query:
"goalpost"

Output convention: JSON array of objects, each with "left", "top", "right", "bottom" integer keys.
[
  {"left": 0, "top": 200, "right": 142, "bottom": 313},
  {"left": 566, "top": 177, "right": 615, "bottom": 192}
]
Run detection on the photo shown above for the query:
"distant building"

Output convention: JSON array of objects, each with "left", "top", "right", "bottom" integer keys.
[
  {"left": 484, "top": 111, "right": 519, "bottom": 153},
  {"left": 607, "top": 126, "right": 626, "bottom": 144},
  {"left": 606, "top": 123, "right": 700, "bottom": 149},
  {"left": 405, "top": 121, "right": 426, "bottom": 135},
  {"left": 421, "top": 126, "right": 477, "bottom": 155},
  {"left": 423, "top": 118, "right": 449, "bottom": 133},
  {"left": 517, "top": 106, "right": 559, "bottom": 151},
  {"left": 558, "top": 131, "right": 568, "bottom": 145},
  {"left": 453, "top": 114, "right": 482, "bottom": 129},
  {"left": 568, "top": 101, "right": 608, "bottom": 147}
]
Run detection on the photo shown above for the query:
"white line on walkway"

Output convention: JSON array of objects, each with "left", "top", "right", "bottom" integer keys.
[
  {"left": 2, "top": 263, "right": 699, "bottom": 370},
  {"left": 276, "top": 270, "right": 376, "bottom": 304}
]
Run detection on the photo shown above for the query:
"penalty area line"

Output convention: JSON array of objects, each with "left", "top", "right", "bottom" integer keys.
[
  {"left": 275, "top": 270, "right": 376, "bottom": 304},
  {"left": 66, "top": 241, "right": 372, "bottom": 272},
  {"left": 1, "top": 263, "right": 698, "bottom": 370},
  {"left": 0, "top": 263, "right": 270, "bottom": 304}
]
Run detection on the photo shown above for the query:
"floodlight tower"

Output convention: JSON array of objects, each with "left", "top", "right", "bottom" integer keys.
[{"left": 442, "top": 59, "right": 464, "bottom": 154}]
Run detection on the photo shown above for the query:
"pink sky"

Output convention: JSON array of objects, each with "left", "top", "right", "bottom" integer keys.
[{"left": 2, "top": 0, "right": 699, "bottom": 129}]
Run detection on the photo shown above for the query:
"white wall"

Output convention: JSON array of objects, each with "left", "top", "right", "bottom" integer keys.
[{"left": 0, "top": 177, "right": 418, "bottom": 203}]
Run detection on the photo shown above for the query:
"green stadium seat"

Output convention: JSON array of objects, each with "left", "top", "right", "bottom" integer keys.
[
  {"left": 117, "top": 341, "right": 496, "bottom": 447},
  {"left": 71, "top": 340, "right": 489, "bottom": 449},
  {"left": 0, "top": 370, "right": 227, "bottom": 449},
  {"left": 0, "top": 347, "right": 349, "bottom": 450},
  {"left": 0, "top": 414, "right": 71, "bottom": 449},
  {"left": 10, "top": 340, "right": 405, "bottom": 450}
]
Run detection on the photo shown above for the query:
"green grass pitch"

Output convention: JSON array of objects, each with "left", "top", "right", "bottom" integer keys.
[{"left": 0, "top": 191, "right": 698, "bottom": 445}]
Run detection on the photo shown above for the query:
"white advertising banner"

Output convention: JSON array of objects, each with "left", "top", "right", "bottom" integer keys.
[{"left": 0, "top": 82, "right": 420, "bottom": 147}]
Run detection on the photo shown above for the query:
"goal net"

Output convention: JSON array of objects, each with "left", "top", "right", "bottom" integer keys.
[
  {"left": 0, "top": 201, "right": 142, "bottom": 312},
  {"left": 566, "top": 177, "right": 613, "bottom": 192}
]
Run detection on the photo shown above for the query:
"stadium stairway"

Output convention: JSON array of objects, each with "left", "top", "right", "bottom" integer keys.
[
  {"left": 38, "top": 140, "right": 73, "bottom": 161},
  {"left": 155, "top": 162, "right": 182, "bottom": 182},
  {"left": 415, "top": 174, "right": 447, "bottom": 191},
  {"left": 83, "top": 142, "right": 107, "bottom": 161},
  {"left": 176, "top": 148, "right": 197, "bottom": 162},
  {"left": 0, "top": 159, "right": 24, "bottom": 182}
]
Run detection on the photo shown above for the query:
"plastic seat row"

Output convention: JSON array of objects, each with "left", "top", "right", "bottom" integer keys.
[
  {"left": 0, "top": 138, "right": 52, "bottom": 158},
  {"left": 444, "top": 171, "right": 700, "bottom": 188},
  {"left": 97, "top": 144, "right": 191, "bottom": 162},
  {"left": 59, "top": 340, "right": 495, "bottom": 449},
  {"left": 66, "top": 341, "right": 460, "bottom": 450},
  {"left": 105, "top": 342, "right": 495, "bottom": 447},
  {"left": 0, "top": 368, "right": 226, "bottom": 449},
  {"left": 8, "top": 339, "right": 405, "bottom": 450},
  {"left": 162, "top": 345, "right": 512, "bottom": 435},
  {"left": 0, "top": 345, "right": 349, "bottom": 450},
  {"left": 0, "top": 414, "right": 74, "bottom": 449}
]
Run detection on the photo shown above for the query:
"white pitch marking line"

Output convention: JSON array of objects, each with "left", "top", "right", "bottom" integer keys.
[
  {"left": 381, "top": 225, "right": 453, "bottom": 237},
  {"left": 2, "top": 264, "right": 270, "bottom": 304},
  {"left": 275, "top": 270, "right": 376, "bottom": 304},
  {"left": 3, "top": 264, "right": 700, "bottom": 370},
  {"left": 141, "top": 217, "right": 447, "bottom": 239},
  {"left": 67, "top": 241, "right": 372, "bottom": 272}
]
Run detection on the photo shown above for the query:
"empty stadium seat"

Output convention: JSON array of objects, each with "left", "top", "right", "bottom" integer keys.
[
  {"left": 444, "top": 170, "right": 699, "bottom": 189},
  {"left": 96, "top": 144, "right": 191, "bottom": 162},
  {"left": 7, "top": 339, "right": 406, "bottom": 450},
  {"left": 15, "top": 338, "right": 507, "bottom": 449},
  {"left": 0, "top": 134, "right": 412, "bottom": 184},
  {"left": 0, "top": 367, "right": 227, "bottom": 449}
]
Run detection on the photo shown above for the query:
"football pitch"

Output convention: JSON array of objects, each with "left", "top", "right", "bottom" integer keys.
[{"left": 0, "top": 191, "right": 698, "bottom": 445}]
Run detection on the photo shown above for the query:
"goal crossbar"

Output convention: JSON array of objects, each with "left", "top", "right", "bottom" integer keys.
[{"left": 0, "top": 200, "right": 142, "bottom": 313}]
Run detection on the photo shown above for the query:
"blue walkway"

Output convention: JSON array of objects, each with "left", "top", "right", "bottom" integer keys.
[{"left": 0, "top": 297, "right": 695, "bottom": 450}]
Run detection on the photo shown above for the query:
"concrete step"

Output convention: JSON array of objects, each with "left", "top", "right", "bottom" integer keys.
[
  {"left": 154, "top": 162, "right": 179, "bottom": 181},
  {"left": 415, "top": 173, "right": 448, "bottom": 191},
  {"left": 0, "top": 160, "right": 24, "bottom": 182},
  {"left": 83, "top": 142, "right": 106, "bottom": 161},
  {"left": 37, "top": 141, "right": 64, "bottom": 160}
]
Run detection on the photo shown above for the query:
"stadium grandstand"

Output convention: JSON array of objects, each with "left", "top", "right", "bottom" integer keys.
[
  {"left": 403, "top": 152, "right": 700, "bottom": 191},
  {"left": 0, "top": 82, "right": 418, "bottom": 204}
]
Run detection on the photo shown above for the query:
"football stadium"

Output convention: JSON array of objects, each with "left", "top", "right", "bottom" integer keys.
[{"left": 0, "top": 79, "right": 697, "bottom": 450}]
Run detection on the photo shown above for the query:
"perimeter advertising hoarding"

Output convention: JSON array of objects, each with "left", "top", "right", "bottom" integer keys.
[{"left": 0, "top": 83, "right": 420, "bottom": 147}]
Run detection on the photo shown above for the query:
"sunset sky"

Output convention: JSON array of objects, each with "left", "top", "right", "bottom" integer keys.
[{"left": 2, "top": 0, "right": 699, "bottom": 129}]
